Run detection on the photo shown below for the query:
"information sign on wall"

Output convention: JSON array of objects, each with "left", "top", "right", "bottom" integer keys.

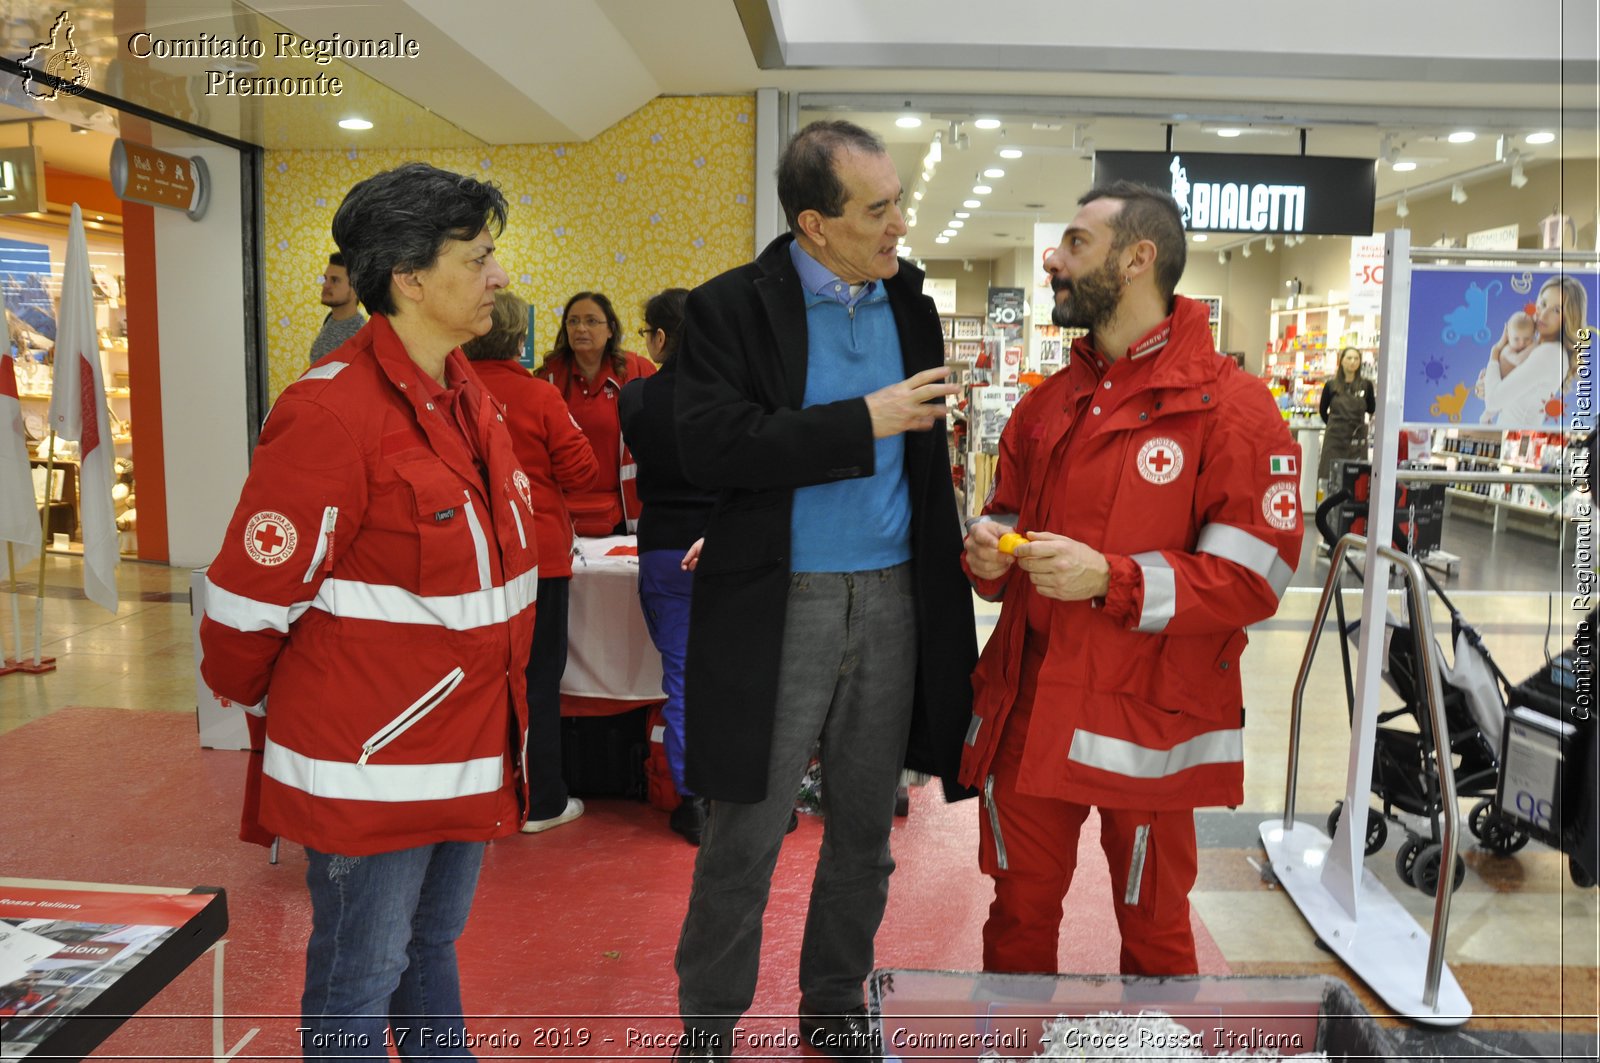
[
  {"left": 925, "top": 277, "right": 957, "bottom": 315},
  {"left": 1093, "top": 151, "right": 1376, "bottom": 236},
  {"left": 1348, "top": 235, "right": 1385, "bottom": 317},
  {"left": 1402, "top": 266, "right": 1597, "bottom": 431},
  {"left": 109, "top": 140, "right": 209, "bottom": 220}
]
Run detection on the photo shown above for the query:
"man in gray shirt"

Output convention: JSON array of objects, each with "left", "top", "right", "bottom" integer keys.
[{"left": 308, "top": 252, "right": 365, "bottom": 363}]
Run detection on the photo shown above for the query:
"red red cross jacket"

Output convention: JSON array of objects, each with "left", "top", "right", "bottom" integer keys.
[
  {"left": 535, "top": 352, "right": 654, "bottom": 535},
  {"left": 959, "top": 297, "right": 1302, "bottom": 811},
  {"left": 200, "top": 315, "right": 540, "bottom": 856}
]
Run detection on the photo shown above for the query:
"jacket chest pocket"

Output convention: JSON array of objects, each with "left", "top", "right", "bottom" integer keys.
[
  {"left": 391, "top": 461, "right": 493, "bottom": 594},
  {"left": 1103, "top": 426, "right": 1202, "bottom": 549}
]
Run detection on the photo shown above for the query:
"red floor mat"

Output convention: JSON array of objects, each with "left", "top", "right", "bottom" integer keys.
[{"left": 0, "top": 708, "right": 1225, "bottom": 1059}]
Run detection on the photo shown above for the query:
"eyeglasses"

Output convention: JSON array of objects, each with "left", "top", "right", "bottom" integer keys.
[
  {"left": 637, "top": 327, "right": 660, "bottom": 338},
  {"left": 566, "top": 316, "right": 608, "bottom": 330}
]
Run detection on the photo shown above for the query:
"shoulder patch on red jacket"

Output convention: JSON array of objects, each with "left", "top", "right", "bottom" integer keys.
[
  {"left": 243, "top": 511, "right": 298, "bottom": 566},
  {"left": 1262, "top": 482, "right": 1299, "bottom": 530}
]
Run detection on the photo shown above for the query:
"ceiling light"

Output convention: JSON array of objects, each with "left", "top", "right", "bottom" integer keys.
[
  {"left": 948, "top": 220, "right": 965, "bottom": 229},
  {"left": 1392, "top": 160, "right": 1416, "bottom": 172},
  {"left": 1216, "top": 128, "right": 1242, "bottom": 138},
  {"left": 1217, "top": 250, "right": 1230, "bottom": 265},
  {"left": 1510, "top": 161, "right": 1528, "bottom": 189},
  {"left": 1264, "top": 237, "right": 1276, "bottom": 252},
  {"left": 982, "top": 167, "right": 1005, "bottom": 179},
  {"left": 1447, "top": 130, "right": 1476, "bottom": 144},
  {"left": 973, "top": 118, "right": 1002, "bottom": 130},
  {"left": 941, "top": 229, "right": 956, "bottom": 237},
  {"left": 999, "top": 148, "right": 1023, "bottom": 159},
  {"left": 935, "top": 236, "right": 950, "bottom": 244},
  {"left": 95, "top": 214, "right": 103, "bottom": 221},
  {"left": 339, "top": 117, "right": 374, "bottom": 130},
  {"left": 1395, "top": 194, "right": 1409, "bottom": 218},
  {"left": 920, "top": 170, "right": 932, "bottom": 182},
  {"left": 954, "top": 211, "right": 970, "bottom": 219},
  {"left": 896, "top": 115, "right": 923, "bottom": 128},
  {"left": 913, "top": 189, "right": 924, "bottom": 201},
  {"left": 1450, "top": 182, "right": 1468, "bottom": 204},
  {"left": 1525, "top": 131, "right": 1556, "bottom": 145},
  {"left": 1241, "top": 243, "right": 1252, "bottom": 258},
  {"left": 972, "top": 184, "right": 992, "bottom": 195},
  {"left": 1191, "top": 233, "right": 1208, "bottom": 242},
  {"left": 963, "top": 199, "right": 982, "bottom": 208}
]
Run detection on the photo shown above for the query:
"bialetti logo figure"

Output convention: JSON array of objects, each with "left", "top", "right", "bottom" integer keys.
[{"left": 1169, "top": 154, "right": 1308, "bottom": 233}]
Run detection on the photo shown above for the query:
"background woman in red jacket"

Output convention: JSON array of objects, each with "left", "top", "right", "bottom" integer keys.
[
  {"left": 534, "top": 291, "right": 654, "bottom": 535},
  {"left": 466, "top": 290, "right": 599, "bottom": 833}
]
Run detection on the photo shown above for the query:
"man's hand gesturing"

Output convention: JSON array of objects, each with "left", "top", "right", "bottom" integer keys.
[{"left": 865, "top": 367, "right": 960, "bottom": 438}]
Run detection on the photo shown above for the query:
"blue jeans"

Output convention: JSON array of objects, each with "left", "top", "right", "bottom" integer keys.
[
  {"left": 639, "top": 549, "right": 694, "bottom": 795},
  {"left": 676, "top": 564, "right": 917, "bottom": 1024},
  {"left": 301, "top": 842, "right": 484, "bottom": 1060}
]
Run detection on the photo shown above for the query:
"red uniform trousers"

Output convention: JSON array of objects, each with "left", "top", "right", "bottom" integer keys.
[{"left": 979, "top": 642, "right": 1200, "bottom": 976}]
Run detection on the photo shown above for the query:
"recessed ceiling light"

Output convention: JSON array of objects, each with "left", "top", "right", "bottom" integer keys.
[
  {"left": 973, "top": 118, "right": 1002, "bottom": 130},
  {"left": 972, "top": 184, "right": 992, "bottom": 195},
  {"left": 1392, "top": 161, "right": 1417, "bottom": 172},
  {"left": 941, "top": 229, "right": 956, "bottom": 237},
  {"left": 935, "top": 236, "right": 950, "bottom": 244},
  {"left": 895, "top": 115, "right": 923, "bottom": 128},
  {"left": 1192, "top": 233, "right": 1208, "bottom": 242},
  {"left": 913, "top": 189, "right": 924, "bottom": 200},
  {"left": 339, "top": 117, "right": 374, "bottom": 131},
  {"left": 95, "top": 215, "right": 104, "bottom": 221},
  {"left": 1447, "top": 130, "right": 1476, "bottom": 144},
  {"left": 949, "top": 220, "right": 965, "bottom": 228},
  {"left": 1216, "top": 128, "right": 1242, "bottom": 138},
  {"left": 1525, "top": 131, "right": 1556, "bottom": 145},
  {"left": 954, "top": 211, "right": 970, "bottom": 219},
  {"left": 982, "top": 167, "right": 1005, "bottom": 179},
  {"left": 963, "top": 199, "right": 982, "bottom": 208},
  {"left": 998, "top": 148, "right": 1023, "bottom": 159}
]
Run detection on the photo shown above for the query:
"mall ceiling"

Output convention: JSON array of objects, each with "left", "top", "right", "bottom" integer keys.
[{"left": 0, "top": 0, "right": 1594, "bottom": 262}]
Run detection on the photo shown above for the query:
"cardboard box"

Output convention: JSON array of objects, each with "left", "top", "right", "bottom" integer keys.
[{"left": 870, "top": 970, "right": 1397, "bottom": 1061}]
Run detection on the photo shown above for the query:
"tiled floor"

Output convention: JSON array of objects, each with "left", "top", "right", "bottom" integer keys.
[{"left": 2, "top": 551, "right": 1596, "bottom": 1058}]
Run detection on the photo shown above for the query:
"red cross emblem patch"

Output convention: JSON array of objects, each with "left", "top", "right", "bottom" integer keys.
[
  {"left": 1262, "top": 481, "right": 1299, "bottom": 530},
  {"left": 1136, "top": 437, "right": 1184, "bottom": 485},
  {"left": 243, "top": 511, "right": 298, "bottom": 566},
  {"left": 512, "top": 469, "right": 534, "bottom": 515}
]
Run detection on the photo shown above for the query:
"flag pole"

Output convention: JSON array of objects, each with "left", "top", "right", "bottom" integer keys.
[
  {"left": 21, "top": 431, "right": 59, "bottom": 673},
  {"left": 2, "top": 543, "right": 20, "bottom": 675}
]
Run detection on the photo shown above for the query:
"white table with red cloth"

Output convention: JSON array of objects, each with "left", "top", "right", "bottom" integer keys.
[{"left": 560, "top": 535, "right": 666, "bottom": 716}]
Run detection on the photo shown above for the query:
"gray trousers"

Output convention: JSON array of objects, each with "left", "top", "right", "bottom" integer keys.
[{"left": 676, "top": 563, "right": 917, "bottom": 1025}]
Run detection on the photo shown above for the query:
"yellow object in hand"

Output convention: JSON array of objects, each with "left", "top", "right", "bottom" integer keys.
[{"left": 997, "top": 532, "right": 1028, "bottom": 555}]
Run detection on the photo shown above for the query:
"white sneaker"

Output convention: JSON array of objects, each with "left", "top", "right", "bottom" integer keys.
[{"left": 521, "top": 796, "right": 584, "bottom": 834}]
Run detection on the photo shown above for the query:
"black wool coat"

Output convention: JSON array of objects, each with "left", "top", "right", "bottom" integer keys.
[{"left": 674, "top": 234, "right": 978, "bottom": 803}]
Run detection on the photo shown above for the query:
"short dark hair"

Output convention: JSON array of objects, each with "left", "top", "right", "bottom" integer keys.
[
  {"left": 1078, "top": 180, "right": 1187, "bottom": 301},
  {"left": 777, "top": 120, "right": 887, "bottom": 232},
  {"left": 643, "top": 288, "right": 689, "bottom": 364},
  {"left": 331, "top": 162, "right": 507, "bottom": 317},
  {"left": 327, "top": 252, "right": 345, "bottom": 269},
  {"left": 547, "top": 291, "right": 625, "bottom": 375},
  {"left": 463, "top": 290, "right": 528, "bottom": 362}
]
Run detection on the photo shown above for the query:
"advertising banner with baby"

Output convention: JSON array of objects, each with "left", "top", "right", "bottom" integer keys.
[{"left": 1403, "top": 266, "right": 1598, "bottom": 431}]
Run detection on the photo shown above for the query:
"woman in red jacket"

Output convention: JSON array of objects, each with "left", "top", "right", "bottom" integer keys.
[
  {"left": 534, "top": 291, "right": 654, "bottom": 535},
  {"left": 466, "top": 290, "right": 599, "bottom": 833}
]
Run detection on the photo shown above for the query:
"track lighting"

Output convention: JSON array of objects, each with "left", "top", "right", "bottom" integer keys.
[
  {"left": 1241, "top": 243, "right": 1252, "bottom": 258},
  {"left": 1450, "top": 182, "right": 1468, "bottom": 204},
  {"left": 1217, "top": 250, "right": 1229, "bottom": 265},
  {"left": 1510, "top": 161, "right": 1528, "bottom": 189},
  {"left": 1264, "top": 237, "right": 1276, "bottom": 252},
  {"left": 1395, "top": 194, "right": 1409, "bottom": 218}
]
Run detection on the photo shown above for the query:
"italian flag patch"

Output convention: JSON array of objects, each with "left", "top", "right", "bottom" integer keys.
[{"left": 1269, "top": 454, "right": 1297, "bottom": 475}]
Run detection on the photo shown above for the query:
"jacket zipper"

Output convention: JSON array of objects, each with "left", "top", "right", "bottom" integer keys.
[
  {"left": 461, "top": 492, "right": 492, "bottom": 590},
  {"left": 358, "top": 667, "right": 465, "bottom": 765},
  {"left": 301, "top": 506, "right": 339, "bottom": 584},
  {"left": 984, "top": 774, "right": 1008, "bottom": 871}
]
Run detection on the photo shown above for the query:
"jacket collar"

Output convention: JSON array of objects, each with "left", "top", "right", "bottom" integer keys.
[
  {"left": 367, "top": 314, "right": 489, "bottom": 488},
  {"left": 1072, "top": 295, "right": 1223, "bottom": 391}
]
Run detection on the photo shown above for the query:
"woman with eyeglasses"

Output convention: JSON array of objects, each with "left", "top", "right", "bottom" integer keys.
[
  {"left": 620, "top": 288, "right": 718, "bottom": 843},
  {"left": 535, "top": 291, "right": 656, "bottom": 535}
]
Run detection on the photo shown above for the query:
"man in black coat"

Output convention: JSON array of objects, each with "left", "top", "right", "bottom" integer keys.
[{"left": 672, "top": 120, "right": 977, "bottom": 1060}]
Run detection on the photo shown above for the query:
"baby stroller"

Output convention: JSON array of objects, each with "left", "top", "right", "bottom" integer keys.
[{"left": 1314, "top": 472, "right": 1526, "bottom": 896}]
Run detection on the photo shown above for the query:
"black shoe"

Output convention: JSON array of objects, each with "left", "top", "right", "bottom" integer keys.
[
  {"left": 786, "top": 808, "right": 799, "bottom": 834},
  {"left": 799, "top": 1007, "right": 880, "bottom": 1061},
  {"left": 674, "top": 1027, "right": 727, "bottom": 1061},
  {"left": 670, "top": 797, "right": 707, "bottom": 846}
]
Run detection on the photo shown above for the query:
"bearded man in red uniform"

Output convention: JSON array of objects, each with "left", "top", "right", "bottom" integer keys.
[{"left": 961, "top": 181, "right": 1303, "bottom": 976}]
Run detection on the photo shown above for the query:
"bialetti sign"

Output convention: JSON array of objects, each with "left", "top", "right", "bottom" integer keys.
[{"left": 1093, "top": 151, "right": 1375, "bottom": 236}]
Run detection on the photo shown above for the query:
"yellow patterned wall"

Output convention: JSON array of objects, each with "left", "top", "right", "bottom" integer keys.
[{"left": 263, "top": 95, "right": 756, "bottom": 401}]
